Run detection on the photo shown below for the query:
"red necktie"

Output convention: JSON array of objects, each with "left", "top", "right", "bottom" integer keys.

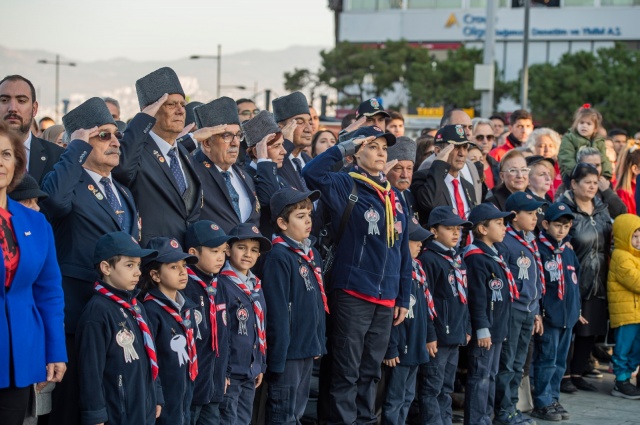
[{"left": 451, "top": 178, "right": 466, "bottom": 219}]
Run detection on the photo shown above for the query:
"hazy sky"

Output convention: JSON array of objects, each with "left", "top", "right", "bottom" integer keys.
[{"left": 1, "top": 0, "right": 335, "bottom": 61}]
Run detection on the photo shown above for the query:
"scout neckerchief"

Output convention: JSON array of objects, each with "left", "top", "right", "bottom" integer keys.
[
  {"left": 144, "top": 293, "right": 198, "bottom": 381},
  {"left": 434, "top": 249, "right": 468, "bottom": 304},
  {"left": 464, "top": 244, "right": 519, "bottom": 301},
  {"left": 506, "top": 225, "right": 546, "bottom": 294},
  {"left": 186, "top": 267, "right": 219, "bottom": 354},
  {"left": 94, "top": 283, "right": 159, "bottom": 380},
  {"left": 271, "top": 236, "right": 330, "bottom": 314},
  {"left": 220, "top": 268, "right": 267, "bottom": 355},
  {"left": 349, "top": 172, "right": 398, "bottom": 247},
  {"left": 413, "top": 259, "right": 437, "bottom": 320},
  {"left": 538, "top": 233, "right": 566, "bottom": 300}
]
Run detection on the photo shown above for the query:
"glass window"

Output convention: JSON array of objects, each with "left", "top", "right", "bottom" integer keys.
[
  {"left": 408, "top": 0, "right": 463, "bottom": 8},
  {"left": 470, "top": 0, "right": 510, "bottom": 7},
  {"left": 564, "top": 0, "right": 595, "bottom": 6},
  {"left": 379, "top": 0, "right": 404, "bottom": 8},
  {"left": 348, "top": 0, "right": 377, "bottom": 10},
  {"left": 601, "top": 0, "right": 640, "bottom": 5}
]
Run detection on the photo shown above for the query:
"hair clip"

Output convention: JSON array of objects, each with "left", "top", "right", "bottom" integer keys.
[{"left": 581, "top": 103, "right": 591, "bottom": 109}]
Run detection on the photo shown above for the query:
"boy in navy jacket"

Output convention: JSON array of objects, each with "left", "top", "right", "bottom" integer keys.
[
  {"left": 382, "top": 217, "right": 436, "bottom": 425},
  {"left": 463, "top": 203, "right": 516, "bottom": 425},
  {"left": 417, "top": 206, "right": 471, "bottom": 425},
  {"left": 531, "top": 203, "right": 583, "bottom": 422},
  {"left": 494, "top": 192, "right": 547, "bottom": 425},
  {"left": 76, "top": 231, "right": 161, "bottom": 425},
  {"left": 141, "top": 237, "right": 200, "bottom": 425},
  {"left": 262, "top": 188, "right": 327, "bottom": 424},
  {"left": 184, "top": 221, "right": 237, "bottom": 425},
  {"left": 218, "top": 223, "right": 272, "bottom": 425}
]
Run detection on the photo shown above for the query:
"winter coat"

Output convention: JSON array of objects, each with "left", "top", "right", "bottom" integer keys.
[
  {"left": 607, "top": 214, "right": 640, "bottom": 328},
  {"left": 558, "top": 130, "right": 612, "bottom": 179}
]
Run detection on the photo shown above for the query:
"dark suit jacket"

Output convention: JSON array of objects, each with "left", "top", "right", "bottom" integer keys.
[
  {"left": 41, "top": 139, "right": 140, "bottom": 331},
  {"left": 279, "top": 139, "right": 313, "bottom": 191},
  {"left": 193, "top": 150, "right": 260, "bottom": 234},
  {"left": 410, "top": 159, "right": 478, "bottom": 226},
  {"left": 112, "top": 113, "right": 202, "bottom": 246},
  {"left": 28, "top": 134, "right": 64, "bottom": 184},
  {"left": 245, "top": 160, "right": 289, "bottom": 239}
]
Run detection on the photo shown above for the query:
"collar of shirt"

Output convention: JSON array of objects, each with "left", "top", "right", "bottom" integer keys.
[
  {"left": 288, "top": 152, "right": 306, "bottom": 168},
  {"left": 149, "top": 130, "right": 177, "bottom": 162},
  {"left": 84, "top": 169, "right": 119, "bottom": 198},
  {"left": 24, "top": 132, "right": 33, "bottom": 151},
  {"left": 228, "top": 263, "right": 257, "bottom": 290},
  {"left": 433, "top": 240, "right": 456, "bottom": 255},
  {"left": 281, "top": 233, "right": 311, "bottom": 255},
  {"left": 215, "top": 163, "right": 236, "bottom": 177},
  {"left": 169, "top": 290, "right": 186, "bottom": 311}
]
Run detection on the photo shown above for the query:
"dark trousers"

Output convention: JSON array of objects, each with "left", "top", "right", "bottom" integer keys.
[
  {"left": 495, "top": 308, "right": 534, "bottom": 415},
  {"left": 265, "top": 358, "right": 313, "bottom": 425},
  {"left": 465, "top": 341, "right": 502, "bottom": 425},
  {"left": 190, "top": 402, "right": 222, "bottom": 425},
  {"left": 220, "top": 377, "right": 256, "bottom": 425},
  {"left": 381, "top": 364, "right": 419, "bottom": 425},
  {"left": 569, "top": 334, "right": 596, "bottom": 375},
  {"left": 328, "top": 291, "right": 393, "bottom": 425},
  {"left": 48, "top": 334, "right": 80, "bottom": 425},
  {"left": 0, "top": 385, "right": 30, "bottom": 425},
  {"left": 533, "top": 325, "right": 571, "bottom": 408},
  {"left": 418, "top": 344, "right": 458, "bottom": 425}
]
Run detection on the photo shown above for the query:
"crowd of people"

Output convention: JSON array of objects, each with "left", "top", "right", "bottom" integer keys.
[{"left": 0, "top": 66, "right": 640, "bottom": 425}]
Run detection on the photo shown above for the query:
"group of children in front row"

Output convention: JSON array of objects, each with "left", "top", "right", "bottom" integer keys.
[{"left": 75, "top": 184, "right": 640, "bottom": 425}]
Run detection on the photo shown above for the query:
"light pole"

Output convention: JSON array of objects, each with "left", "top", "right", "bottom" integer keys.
[
  {"left": 37, "top": 54, "right": 76, "bottom": 122},
  {"left": 190, "top": 44, "right": 222, "bottom": 98}
]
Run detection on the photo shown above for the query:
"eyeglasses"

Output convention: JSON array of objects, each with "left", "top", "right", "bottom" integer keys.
[
  {"left": 239, "top": 109, "right": 260, "bottom": 117},
  {"left": 219, "top": 132, "right": 244, "bottom": 143},
  {"left": 163, "top": 101, "right": 187, "bottom": 109},
  {"left": 475, "top": 134, "right": 495, "bottom": 141},
  {"left": 505, "top": 167, "right": 531, "bottom": 176},
  {"left": 97, "top": 131, "right": 123, "bottom": 141}
]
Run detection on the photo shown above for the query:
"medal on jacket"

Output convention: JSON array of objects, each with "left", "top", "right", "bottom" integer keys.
[
  {"left": 365, "top": 207, "right": 380, "bottom": 235},
  {"left": 489, "top": 274, "right": 504, "bottom": 302},
  {"left": 299, "top": 265, "right": 313, "bottom": 291},
  {"left": 517, "top": 253, "right": 531, "bottom": 280},
  {"left": 170, "top": 334, "right": 190, "bottom": 366},
  {"left": 237, "top": 306, "right": 249, "bottom": 335},
  {"left": 545, "top": 260, "right": 561, "bottom": 282},
  {"left": 116, "top": 327, "right": 139, "bottom": 363},
  {"left": 194, "top": 310, "right": 203, "bottom": 340},
  {"left": 407, "top": 294, "right": 416, "bottom": 319}
]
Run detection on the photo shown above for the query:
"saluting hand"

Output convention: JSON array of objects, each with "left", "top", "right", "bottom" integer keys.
[
  {"left": 256, "top": 133, "right": 277, "bottom": 160},
  {"left": 436, "top": 143, "right": 455, "bottom": 162},
  {"left": 344, "top": 116, "right": 366, "bottom": 134},
  {"left": 384, "top": 159, "right": 398, "bottom": 175},
  {"left": 192, "top": 124, "right": 228, "bottom": 142},
  {"left": 352, "top": 135, "right": 376, "bottom": 147},
  {"left": 70, "top": 127, "right": 99, "bottom": 143},
  {"left": 281, "top": 119, "right": 297, "bottom": 142},
  {"left": 142, "top": 93, "right": 169, "bottom": 117}
]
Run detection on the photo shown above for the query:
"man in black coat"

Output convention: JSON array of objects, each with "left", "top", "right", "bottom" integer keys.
[
  {"left": 387, "top": 136, "right": 420, "bottom": 222},
  {"left": 0, "top": 74, "right": 63, "bottom": 184},
  {"left": 192, "top": 96, "right": 261, "bottom": 234}
]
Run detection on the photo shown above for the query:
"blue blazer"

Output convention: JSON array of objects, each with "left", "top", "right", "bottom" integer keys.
[{"left": 0, "top": 197, "right": 66, "bottom": 388}]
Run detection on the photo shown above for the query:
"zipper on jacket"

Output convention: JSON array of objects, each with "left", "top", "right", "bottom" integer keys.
[
  {"left": 288, "top": 302, "right": 292, "bottom": 331},
  {"left": 358, "top": 236, "right": 367, "bottom": 268},
  {"left": 200, "top": 296, "right": 208, "bottom": 330},
  {"left": 377, "top": 239, "right": 389, "bottom": 298},
  {"left": 118, "top": 374, "right": 126, "bottom": 414},
  {"left": 444, "top": 301, "right": 450, "bottom": 334},
  {"left": 120, "top": 308, "right": 135, "bottom": 330}
]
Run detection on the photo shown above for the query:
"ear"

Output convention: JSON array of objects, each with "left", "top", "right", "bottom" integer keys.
[
  {"left": 188, "top": 247, "right": 198, "bottom": 256},
  {"left": 570, "top": 179, "right": 578, "bottom": 191},
  {"left": 99, "top": 260, "right": 111, "bottom": 276},
  {"left": 32, "top": 100, "right": 39, "bottom": 119},
  {"left": 276, "top": 217, "right": 288, "bottom": 231},
  {"left": 225, "top": 245, "right": 231, "bottom": 256},
  {"left": 150, "top": 269, "right": 161, "bottom": 283},
  {"left": 477, "top": 224, "right": 488, "bottom": 236},
  {"left": 541, "top": 220, "right": 550, "bottom": 231}
]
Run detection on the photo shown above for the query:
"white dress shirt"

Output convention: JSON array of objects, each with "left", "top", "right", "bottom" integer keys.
[
  {"left": 215, "top": 164, "right": 252, "bottom": 222},
  {"left": 149, "top": 131, "right": 189, "bottom": 189}
]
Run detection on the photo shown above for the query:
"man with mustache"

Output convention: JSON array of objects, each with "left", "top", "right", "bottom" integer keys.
[
  {"left": 0, "top": 75, "right": 63, "bottom": 184},
  {"left": 193, "top": 96, "right": 260, "bottom": 233},
  {"left": 386, "top": 136, "right": 419, "bottom": 221},
  {"left": 41, "top": 97, "right": 143, "bottom": 425}
]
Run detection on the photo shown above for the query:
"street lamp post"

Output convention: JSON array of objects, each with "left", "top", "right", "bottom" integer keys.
[
  {"left": 190, "top": 44, "right": 222, "bottom": 98},
  {"left": 37, "top": 54, "right": 76, "bottom": 122}
]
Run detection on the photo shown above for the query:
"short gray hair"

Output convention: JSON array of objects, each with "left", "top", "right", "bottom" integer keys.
[
  {"left": 103, "top": 97, "right": 120, "bottom": 110},
  {"left": 524, "top": 127, "right": 561, "bottom": 152},
  {"left": 576, "top": 146, "right": 601, "bottom": 163},
  {"left": 471, "top": 118, "right": 494, "bottom": 134}
]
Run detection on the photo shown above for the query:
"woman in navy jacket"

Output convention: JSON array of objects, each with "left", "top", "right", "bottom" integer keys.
[
  {"left": 303, "top": 126, "right": 412, "bottom": 425},
  {"left": 0, "top": 122, "right": 66, "bottom": 424}
]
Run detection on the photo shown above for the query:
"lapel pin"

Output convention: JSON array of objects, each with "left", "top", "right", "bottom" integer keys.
[
  {"left": 41, "top": 156, "right": 46, "bottom": 161},
  {"left": 24, "top": 231, "right": 31, "bottom": 236}
]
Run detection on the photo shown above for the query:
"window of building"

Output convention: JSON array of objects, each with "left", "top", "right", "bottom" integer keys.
[
  {"left": 601, "top": 0, "right": 640, "bottom": 5},
  {"left": 348, "top": 0, "right": 403, "bottom": 10},
  {"left": 563, "top": 0, "right": 595, "bottom": 6},
  {"left": 408, "top": 0, "right": 463, "bottom": 8},
  {"left": 470, "top": 0, "right": 510, "bottom": 7}
]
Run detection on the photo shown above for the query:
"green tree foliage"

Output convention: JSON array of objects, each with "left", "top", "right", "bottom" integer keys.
[
  {"left": 283, "top": 68, "right": 321, "bottom": 103},
  {"left": 515, "top": 43, "right": 640, "bottom": 131}
]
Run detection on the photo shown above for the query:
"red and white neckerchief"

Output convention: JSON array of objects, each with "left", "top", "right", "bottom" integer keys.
[
  {"left": 144, "top": 293, "right": 198, "bottom": 381},
  {"left": 464, "top": 245, "right": 519, "bottom": 301},
  {"left": 435, "top": 250, "right": 467, "bottom": 304},
  {"left": 220, "top": 268, "right": 267, "bottom": 355},
  {"left": 94, "top": 283, "right": 159, "bottom": 380},
  {"left": 187, "top": 267, "right": 218, "bottom": 354},
  {"left": 413, "top": 259, "right": 437, "bottom": 320},
  {"left": 506, "top": 225, "right": 546, "bottom": 294},
  {"left": 538, "top": 234, "right": 567, "bottom": 300},
  {"left": 272, "top": 236, "right": 329, "bottom": 313}
]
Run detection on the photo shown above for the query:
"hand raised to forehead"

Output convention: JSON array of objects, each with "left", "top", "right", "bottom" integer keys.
[
  {"left": 383, "top": 159, "right": 398, "bottom": 175},
  {"left": 344, "top": 116, "right": 367, "bottom": 134},
  {"left": 256, "top": 133, "right": 277, "bottom": 160},
  {"left": 281, "top": 119, "right": 297, "bottom": 142},
  {"left": 142, "top": 93, "right": 169, "bottom": 117},
  {"left": 192, "top": 124, "right": 228, "bottom": 142},
  {"left": 70, "top": 126, "right": 99, "bottom": 143},
  {"left": 436, "top": 143, "right": 455, "bottom": 161}
]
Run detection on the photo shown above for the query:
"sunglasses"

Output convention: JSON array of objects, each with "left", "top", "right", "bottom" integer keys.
[
  {"left": 97, "top": 131, "right": 123, "bottom": 141},
  {"left": 475, "top": 134, "right": 495, "bottom": 141}
]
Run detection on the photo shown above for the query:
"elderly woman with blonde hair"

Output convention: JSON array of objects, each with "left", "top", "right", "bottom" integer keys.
[{"left": 525, "top": 128, "right": 562, "bottom": 197}]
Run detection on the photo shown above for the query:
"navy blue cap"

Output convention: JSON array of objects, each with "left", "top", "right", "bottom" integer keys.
[
  {"left": 408, "top": 216, "right": 434, "bottom": 242},
  {"left": 93, "top": 231, "right": 157, "bottom": 264},
  {"left": 144, "top": 237, "right": 198, "bottom": 265},
  {"left": 544, "top": 202, "right": 574, "bottom": 222},
  {"left": 270, "top": 188, "right": 321, "bottom": 219},
  {"left": 434, "top": 124, "right": 472, "bottom": 145},
  {"left": 469, "top": 203, "right": 515, "bottom": 225},
  {"left": 356, "top": 98, "right": 390, "bottom": 119},
  {"left": 526, "top": 155, "right": 555, "bottom": 168},
  {"left": 426, "top": 206, "right": 472, "bottom": 229},
  {"left": 228, "top": 223, "right": 272, "bottom": 252},
  {"left": 350, "top": 125, "right": 396, "bottom": 147},
  {"left": 505, "top": 191, "right": 548, "bottom": 212},
  {"left": 185, "top": 220, "right": 236, "bottom": 249}
]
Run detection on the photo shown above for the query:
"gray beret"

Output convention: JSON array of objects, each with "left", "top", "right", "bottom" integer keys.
[
  {"left": 62, "top": 97, "right": 116, "bottom": 138},
  {"left": 194, "top": 97, "right": 240, "bottom": 129},
  {"left": 242, "top": 111, "right": 281, "bottom": 147},
  {"left": 135, "top": 67, "right": 185, "bottom": 109},
  {"left": 272, "top": 91, "right": 310, "bottom": 123},
  {"left": 387, "top": 136, "right": 416, "bottom": 163}
]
